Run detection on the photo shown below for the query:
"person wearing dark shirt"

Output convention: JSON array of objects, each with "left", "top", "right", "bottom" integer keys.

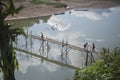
[
  {"left": 84, "top": 42, "right": 88, "bottom": 49},
  {"left": 92, "top": 43, "right": 95, "bottom": 52}
]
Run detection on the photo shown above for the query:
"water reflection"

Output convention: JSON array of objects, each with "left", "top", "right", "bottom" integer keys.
[
  {"left": 47, "top": 15, "right": 71, "bottom": 31},
  {"left": 72, "top": 8, "right": 111, "bottom": 20},
  {"left": 16, "top": 63, "right": 74, "bottom": 80},
  {"left": 15, "top": 52, "right": 75, "bottom": 80},
  {"left": 7, "top": 15, "right": 51, "bottom": 28},
  {"left": 1, "top": 6, "right": 120, "bottom": 80}
]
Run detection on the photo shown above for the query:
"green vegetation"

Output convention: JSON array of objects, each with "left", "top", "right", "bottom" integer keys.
[
  {"left": 46, "top": 2, "right": 67, "bottom": 8},
  {"left": 30, "top": 0, "right": 50, "bottom": 4},
  {"left": 29, "top": 0, "right": 67, "bottom": 8},
  {"left": 7, "top": 15, "right": 51, "bottom": 28},
  {"left": 0, "top": 0, "right": 25, "bottom": 80},
  {"left": 74, "top": 47, "right": 120, "bottom": 80}
]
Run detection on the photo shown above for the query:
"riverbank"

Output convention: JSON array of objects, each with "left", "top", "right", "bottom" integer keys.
[{"left": 6, "top": 0, "right": 120, "bottom": 20}]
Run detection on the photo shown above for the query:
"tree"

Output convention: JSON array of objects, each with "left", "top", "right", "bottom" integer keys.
[
  {"left": 0, "top": 0, "right": 24, "bottom": 80},
  {"left": 74, "top": 47, "right": 120, "bottom": 80}
]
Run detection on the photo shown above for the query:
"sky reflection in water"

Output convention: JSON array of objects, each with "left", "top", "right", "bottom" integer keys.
[
  {"left": 15, "top": 6, "right": 120, "bottom": 80},
  {"left": 47, "top": 6, "right": 120, "bottom": 48},
  {"left": 27, "top": 6, "right": 120, "bottom": 49},
  {"left": 4, "top": 6, "right": 120, "bottom": 80}
]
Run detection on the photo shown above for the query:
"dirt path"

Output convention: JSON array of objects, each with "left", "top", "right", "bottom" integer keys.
[{"left": 6, "top": 0, "right": 120, "bottom": 20}]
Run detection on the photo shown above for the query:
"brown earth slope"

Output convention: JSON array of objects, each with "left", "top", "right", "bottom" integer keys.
[{"left": 6, "top": 0, "right": 120, "bottom": 20}]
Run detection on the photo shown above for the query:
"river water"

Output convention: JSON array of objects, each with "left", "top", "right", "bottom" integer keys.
[{"left": 0, "top": 6, "right": 120, "bottom": 80}]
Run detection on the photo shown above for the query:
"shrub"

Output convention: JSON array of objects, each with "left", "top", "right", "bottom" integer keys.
[{"left": 74, "top": 47, "right": 120, "bottom": 80}]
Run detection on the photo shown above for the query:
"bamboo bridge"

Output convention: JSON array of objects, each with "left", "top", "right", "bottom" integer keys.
[
  {"left": 29, "top": 34, "right": 97, "bottom": 53},
  {"left": 15, "top": 34, "right": 98, "bottom": 70}
]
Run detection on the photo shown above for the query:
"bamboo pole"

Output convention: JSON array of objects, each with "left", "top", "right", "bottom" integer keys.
[{"left": 14, "top": 47, "right": 80, "bottom": 70}]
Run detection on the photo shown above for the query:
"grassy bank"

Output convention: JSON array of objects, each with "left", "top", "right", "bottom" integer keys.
[
  {"left": 29, "top": 0, "right": 67, "bottom": 8},
  {"left": 74, "top": 47, "right": 120, "bottom": 80}
]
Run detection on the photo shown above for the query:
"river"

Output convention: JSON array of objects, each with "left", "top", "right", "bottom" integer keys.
[{"left": 1, "top": 6, "right": 120, "bottom": 80}]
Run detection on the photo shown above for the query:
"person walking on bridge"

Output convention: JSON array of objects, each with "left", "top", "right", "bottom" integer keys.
[
  {"left": 92, "top": 43, "right": 95, "bottom": 52},
  {"left": 84, "top": 42, "right": 88, "bottom": 50}
]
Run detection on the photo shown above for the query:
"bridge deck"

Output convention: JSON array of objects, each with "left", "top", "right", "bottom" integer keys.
[{"left": 29, "top": 35, "right": 91, "bottom": 53}]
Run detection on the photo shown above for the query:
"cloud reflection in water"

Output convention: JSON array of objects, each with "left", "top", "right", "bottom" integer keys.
[
  {"left": 47, "top": 15, "right": 71, "bottom": 31},
  {"left": 71, "top": 8, "right": 112, "bottom": 20},
  {"left": 10, "top": 6, "right": 120, "bottom": 80}
]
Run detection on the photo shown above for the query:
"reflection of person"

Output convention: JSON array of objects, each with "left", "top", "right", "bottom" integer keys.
[
  {"left": 92, "top": 43, "right": 95, "bottom": 52},
  {"left": 41, "top": 32, "right": 43, "bottom": 39},
  {"left": 84, "top": 42, "right": 88, "bottom": 49}
]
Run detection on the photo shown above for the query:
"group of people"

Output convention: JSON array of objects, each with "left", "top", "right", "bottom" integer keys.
[{"left": 84, "top": 42, "right": 95, "bottom": 52}]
